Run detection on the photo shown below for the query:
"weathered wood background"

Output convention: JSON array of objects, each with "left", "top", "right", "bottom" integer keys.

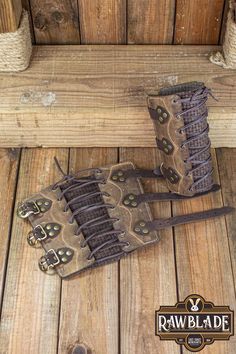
[{"left": 22, "top": 0, "right": 227, "bottom": 45}]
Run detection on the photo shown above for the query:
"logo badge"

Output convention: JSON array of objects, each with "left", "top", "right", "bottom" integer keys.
[{"left": 155, "top": 294, "right": 234, "bottom": 352}]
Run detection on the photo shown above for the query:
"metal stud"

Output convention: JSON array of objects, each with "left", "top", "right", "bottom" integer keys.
[
  {"left": 46, "top": 224, "right": 52, "bottom": 230},
  {"left": 54, "top": 225, "right": 60, "bottom": 231},
  {"left": 44, "top": 201, "right": 50, "bottom": 206},
  {"left": 135, "top": 227, "right": 141, "bottom": 232},
  {"left": 142, "top": 228, "right": 149, "bottom": 234},
  {"left": 119, "top": 177, "right": 125, "bottom": 182},
  {"left": 37, "top": 201, "right": 42, "bottom": 206},
  {"left": 118, "top": 171, "right": 123, "bottom": 176},
  {"left": 66, "top": 250, "right": 72, "bottom": 256},
  {"left": 58, "top": 250, "right": 64, "bottom": 256},
  {"left": 49, "top": 231, "right": 55, "bottom": 237},
  {"left": 131, "top": 201, "right": 137, "bottom": 207},
  {"left": 40, "top": 207, "right": 46, "bottom": 212},
  {"left": 124, "top": 200, "right": 130, "bottom": 205},
  {"left": 163, "top": 113, "right": 167, "bottom": 118},
  {"left": 157, "top": 108, "right": 162, "bottom": 113},
  {"left": 140, "top": 221, "right": 146, "bottom": 227},
  {"left": 112, "top": 175, "right": 118, "bottom": 180},
  {"left": 159, "top": 117, "right": 164, "bottom": 122},
  {"left": 61, "top": 257, "right": 67, "bottom": 263},
  {"left": 129, "top": 194, "right": 135, "bottom": 200}
]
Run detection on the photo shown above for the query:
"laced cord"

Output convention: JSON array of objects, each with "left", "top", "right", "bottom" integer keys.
[
  {"left": 52, "top": 157, "right": 126, "bottom": 262},
  {"left": 175, "top": 87, "right": 216, "bottom": 193}
]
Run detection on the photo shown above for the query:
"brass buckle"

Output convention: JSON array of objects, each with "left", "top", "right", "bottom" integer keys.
[
  {"left": 38, "top": 249, "right": 60, "bottom": 274},
  {"left": 17, "top": 201, "right": 40, "bottom": 219},
  {"left": 27, "top": 225, "right": 47, "bottom": 247}
]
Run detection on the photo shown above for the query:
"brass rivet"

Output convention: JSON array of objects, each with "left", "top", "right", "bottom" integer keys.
[
  {"left": 163, "top": 139, "right": 167, "bottom": 145},
  {"left": 135, "top": 227, "right": 141, "bottom": 232},
  {"left": 118, "top": 171, "right": 123, "bottom": 176},
  {"left": 46, "top": 225, "right": 51, "bottom": 230},
  {"left": 49, "top": 231, "right": 55, "bottom": 237},
  {"left": 129, "top": 194, "right": 135, "bottom": 200},
  {"left": 119, "top": 177, "right": 125, "bottom": 182},
  {"left": 54, "top": 225, "right": 60, "bottom": 231},
  {"left": 66, "top": 250, "right": 72, "bottom": 256},
  {"left": 159, "top": 117, "right": 164, "bottom": 122},
  {"left": 112, "top": 175, "right": 118, "bottom": 180},
  {"left": 142, "top": 228, "right": 149, "bottom": 234},
  {"left": 58, "top": 250, "right": 64, "bottom": 256},
  {"left": 37, "top": 201, "right": 42, "bottom": 206},
  {"left": 131, "top": 201, "right": 137, "bottom": 207},
  {"left": 40, "top": 207, "right": 46, "bottom": 212},
  {"left": 44, "top": 201, "right": 49, "bottom": 206},
  {"left": 61, "top": 257, "right": 67, "bottom": 263},
  {"left": 164, "top": 148, "right": 169, "bottom": 153},
  {"left": 163, "top": 113, "right": 168, "bottom": 118},
  {"left": 140, "top": 221, "right": 146, "bottom": 227},
  {"left": 124, "top": 200, "right": 130, "bottom": 205},
  {"left": 157, "top": 108, "right": 162, "bottom": 113},
  {"left": 168, "top": 145, "right": 172, "bottom": 150}
]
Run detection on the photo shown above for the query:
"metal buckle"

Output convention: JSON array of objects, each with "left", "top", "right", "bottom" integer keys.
[
  {"left": 27, "top": 225, "right": 47, "bottom": 247},
  {"left": 38, "top": 249, "right": 60, "bottom": 274},
  {"left": 17, "top": 201, "right": 40, "bottom": 219}
]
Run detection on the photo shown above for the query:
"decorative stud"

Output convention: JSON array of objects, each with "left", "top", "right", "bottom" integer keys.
[
  {"left": 122, "top": 194, "right": 138, "bottom": 208},
  {"left": 111, "top": 171, "right": 126, "bottom": 183},
  {"left": 133, "top": 220, "right": 150, "bottom": 235},
  {"left": 155, "top": 105, "right": 170, "bottom": 124},
  {"left": 156, "top": 138, "right": 174, "bottom": 155},
  {"left": 162, "top": 166, "right": 180, "bottom": 184}
]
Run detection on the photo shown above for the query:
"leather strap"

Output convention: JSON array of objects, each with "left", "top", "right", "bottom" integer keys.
[
  {"left": 124, "top": 167, "right": 163, "bottom": 179},
  {"left": 123, "top": 184, "right": 221, "bottom": 208},
  {"left": 148, "top": 206, "right": 233, "bottom": 231}
]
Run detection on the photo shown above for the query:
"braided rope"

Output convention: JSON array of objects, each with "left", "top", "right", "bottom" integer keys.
[
  {"left": 210, "top": 1, "right": 236, "bottom": 69},
  {"left": 0, "top": 10, "right": 32, "bottom": 72}
]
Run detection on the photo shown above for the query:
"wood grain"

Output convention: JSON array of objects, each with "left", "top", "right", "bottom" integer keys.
[
  {"left": 128, "top": 0, "right": 175, "bottom": 44},
  {"left": 119, "top": 148, "right": 179, "bottom": 354},
  {"left": 78, "top": 0, "right": 126, "bottom": 44},
  {"left": 0, "top": 149, "right": 20, "bottom": 307},
  {"left": 0, "top": 0, "right": 22, "bottom": 33},
  {"left": 0, "top": 148, "right": 68, "bottom": 354},
  {"left": 58, "top": 148, "right": 119, "bottom": 354},
  {"left": 30, "top": 0, "right": 80, "bottom": 44},
  {"left": 174, "top": 0, "right": 225, "bottom": 44},
  {"left": 217, "top": 148, "right": 236, "bottom": 292},
  {"left": 0, "top": 45, "right": 236, "bottom": 147},
  {"left": 173, "top": 150, "right": 236, "bottom": 353}
]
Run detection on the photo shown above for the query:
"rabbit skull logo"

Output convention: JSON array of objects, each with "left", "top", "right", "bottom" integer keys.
[{"left": 189, "top": 298, "right": 201, "bottom": 312}]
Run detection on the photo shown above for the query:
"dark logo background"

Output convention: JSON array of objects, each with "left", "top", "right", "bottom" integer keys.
[{"left": 155, "top": 294, "right": 234, "bottom": 352}]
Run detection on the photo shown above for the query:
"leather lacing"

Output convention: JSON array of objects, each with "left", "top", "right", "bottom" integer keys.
[
  {"left": 52, "top": 159, "right": 128, "bottom": 262},
  {"left": 175, "top": 86, "right": 216, "bottom": 194}
]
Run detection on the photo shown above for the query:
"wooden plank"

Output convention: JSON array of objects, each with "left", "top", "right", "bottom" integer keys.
[
  {"left": 217, "top": 148, "right": 236, "bottom": 291},
  {"left": 0, "top": 149, "right": 20, "bottom": 307},
  {"left": 173, "top": 150, "right": 236, "bottom": 353},
  {"left": 0, "top": 45, "right": 236, "bottom": 148},
  {"left": 58, "top": 148, "right": 119, "bottom": 354},
  {"left": 119, "top": 148, "right": 179, "bottom": 354},
  {"left": 30, "top": 0, "right": 80, "bottom": 44},
  {"left": 0, "top": 148, "right": 68, "bottom": 354},
  {"left": 174, "top": 0, "right": 225, "bottom": 44},
  {"left": 78, "top": 0, "right": 126, "bottom": 44},
  {"left": 128, "top": 0, "right": 175, "bottom": 44},
  {"left": 0, "top": 0, "right": 22, "bottom": 33}
]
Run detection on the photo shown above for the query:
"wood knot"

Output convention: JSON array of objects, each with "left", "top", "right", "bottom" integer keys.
[
  {"left": 51, "top": 11, "right": 64, "bottom": 24},
  {"left": 34, "top": 13, "right": 47, "bottom": 30}
]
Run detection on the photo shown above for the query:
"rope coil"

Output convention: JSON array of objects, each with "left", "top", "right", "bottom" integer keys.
[
  {"left": 0, "top": 10, "right": 32, "bottom": 72},
  {"left": 210, "top": 1, "right": 236, "bottom": 69}
]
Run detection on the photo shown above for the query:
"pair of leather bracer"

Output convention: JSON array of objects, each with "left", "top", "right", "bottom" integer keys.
[{"left": 17, "top": 82, "right": 234, "bottom": 278}]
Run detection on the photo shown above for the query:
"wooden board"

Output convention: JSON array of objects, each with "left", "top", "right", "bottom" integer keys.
[
  {"left": 29, "top": 0, "right": 80, "bottom": 44},
  {"left": 58, "top": 147, "right": 119, "bottom": 354},
  {"left": 0, "top": 149, "right": 19, "bottom": 307},
  {"left": 0, "top": 45, "right": 236, "bottom": 148},
  {"left": 174, "top": 0, "right": 225, "bottom": 44},
  {"left": 0, "top": 0, "right": 22, "bottom": 33},
  {"left": 0, "top": 148, "right": 68, "bottom": 354},
  {"left": 173, "top": 150, "right": 236, "bottom": 353},
  {"left": 128, "top": 0, "right": 175, "bottom": 44},
  {"left": 79, "top": 0, "right": 126, "bottom": 44},
  {"left": 119, "top": 147, "right": 179, "bottom": 354},
  {"left": 217, "top": 148, "right": 236, "bottom": 292}
]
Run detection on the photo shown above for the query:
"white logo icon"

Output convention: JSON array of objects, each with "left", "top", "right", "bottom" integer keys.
[{"left": 189, "top": 298, "right": 201, "bottom": 312}]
